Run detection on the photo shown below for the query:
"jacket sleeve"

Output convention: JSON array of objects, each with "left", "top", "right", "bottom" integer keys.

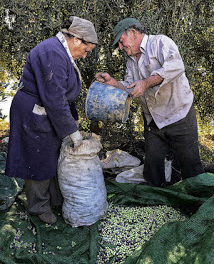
[
  {"left": 30, "top": 48, "right": 80, "bottom": 139},
  {"left": 69, "top": 101, "right": 78, "bottom": 121}
]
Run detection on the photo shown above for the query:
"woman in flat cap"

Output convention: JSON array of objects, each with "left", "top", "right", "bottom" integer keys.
[{"left": 6, "top": 16, "right": 98, "bottom": 224}]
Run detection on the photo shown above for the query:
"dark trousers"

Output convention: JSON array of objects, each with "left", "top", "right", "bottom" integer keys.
[
  {"left": 25, "top": 176, "right": 63, "bottom": 215},
  {"left": 143, "top": 105, "right": 204, "bottom": 187}
]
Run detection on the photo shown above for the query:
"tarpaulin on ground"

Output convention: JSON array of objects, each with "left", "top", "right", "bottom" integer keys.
[
  {"left": 0, "top": 152, "right": 214, "bottom": 264},
  {"left": 0, "top": 152, "right": 24, "bottom": 210}
]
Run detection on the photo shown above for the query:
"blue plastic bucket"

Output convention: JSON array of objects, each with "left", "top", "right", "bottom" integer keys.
[{"left": 85, "top": 82, "right": 132, "bottom": 123}]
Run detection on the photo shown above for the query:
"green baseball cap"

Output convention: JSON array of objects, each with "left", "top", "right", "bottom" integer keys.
[{"left": 113, "top": 18, "right": 142, "bottom": 47}]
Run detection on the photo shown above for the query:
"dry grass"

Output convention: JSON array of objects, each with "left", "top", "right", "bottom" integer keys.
[
  {"left": 0, "top": 120, "right": 9, "bottom": 138},
  {"left": 199, "top": 134, "right": 214, "bottom": 169}
]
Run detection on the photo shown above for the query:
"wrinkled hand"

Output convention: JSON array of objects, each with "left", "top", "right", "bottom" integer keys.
[
  {"left": 63, "top": 130, "right": 83, "bottom": 148},
  {"left": 95, "top": 72, "right": 125, "bottom": 90},
  {"left": 95, "top": 72, "right": 112, "bottom": 84},
  {"left": 128, "top": 80, "right": 148, "bottom": 98}
]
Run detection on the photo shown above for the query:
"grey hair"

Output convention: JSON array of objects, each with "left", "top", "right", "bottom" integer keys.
[{"left": 125, "top": 24, "right": 146, "bottom": 34}]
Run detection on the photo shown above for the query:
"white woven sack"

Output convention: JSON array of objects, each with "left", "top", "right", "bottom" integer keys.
[
  {"left": 101, "top": 149, "right": 141, "bottom": 169},
  {"left": 116, "top": 159, "right": 172, "bottom": 184},
  {"left": 58, "top": 133, "right": 108, "bottom": 227},
  {"left": 116, "top": 165, "right": 146, "bottom": 184}
]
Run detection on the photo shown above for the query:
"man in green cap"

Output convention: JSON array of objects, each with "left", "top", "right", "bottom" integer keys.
[{"left": 95, "top": 17, "right": 204, "bottom": 187}]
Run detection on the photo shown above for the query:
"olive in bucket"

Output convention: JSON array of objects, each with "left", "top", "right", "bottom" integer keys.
[{"left": 85, "top": 81, "right": 132, "bottom": 123}]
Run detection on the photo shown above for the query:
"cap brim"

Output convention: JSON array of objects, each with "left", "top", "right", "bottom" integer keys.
[{"left": 112, "top": 30, "right": 123, "bottom": 48}]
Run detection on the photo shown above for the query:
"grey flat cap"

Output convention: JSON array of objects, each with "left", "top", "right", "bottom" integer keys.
[{"left": 61, "top": 16, "right": 98, "bottom": 44}]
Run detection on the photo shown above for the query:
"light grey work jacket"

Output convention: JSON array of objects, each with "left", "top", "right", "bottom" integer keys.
[{"left": 121, "top": 34, "right": 193, "bottom": 129}]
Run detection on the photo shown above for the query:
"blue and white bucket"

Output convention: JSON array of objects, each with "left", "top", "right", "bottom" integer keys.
[{"left": 85, "top": 82, "right": 132, "bottom": 123}]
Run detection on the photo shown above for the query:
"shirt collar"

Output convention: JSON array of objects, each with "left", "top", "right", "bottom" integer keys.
[
  {"left": 140, "top": 34, "right": 148, "bottom": 54},
  {"left": 56, "top": 32, "right": 82, "bottom": 82}
]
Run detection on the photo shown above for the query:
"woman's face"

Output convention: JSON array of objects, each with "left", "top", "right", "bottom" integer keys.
[{"left": 68, "top": 37, "right": 96, "bottom": 60}]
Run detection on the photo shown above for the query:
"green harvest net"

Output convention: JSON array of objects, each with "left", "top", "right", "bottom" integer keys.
[{"left": 0, "top": 151, "right": 214, "bottom": 264}]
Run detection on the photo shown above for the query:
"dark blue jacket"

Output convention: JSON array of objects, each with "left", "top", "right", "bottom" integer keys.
[{"left": 6, "top": 37, "right": 81, "bottom": 180}]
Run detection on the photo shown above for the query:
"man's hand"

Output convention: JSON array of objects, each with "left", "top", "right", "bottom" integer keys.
[
  {"left": 95, "top": 72, "right": 125, "bottom": 90},
  {"left": 128, "top": 80, "right": 148, "bottom": 98},
  {"left": 95, "top": 72, "right": 112, "bottom": 84},
  {"left": 128, "top": 75, "right": 163, "bottom": 98}
]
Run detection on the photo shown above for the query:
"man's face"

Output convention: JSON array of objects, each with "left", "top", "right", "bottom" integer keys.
[{"left": 118, "top": 30, "right": 139, "bottom": 57}]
